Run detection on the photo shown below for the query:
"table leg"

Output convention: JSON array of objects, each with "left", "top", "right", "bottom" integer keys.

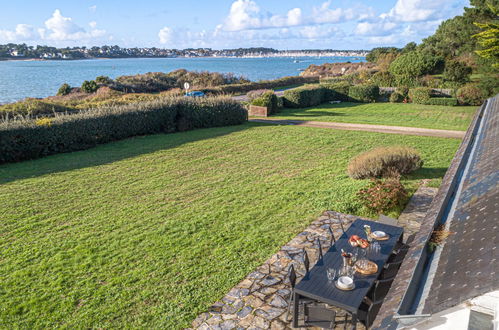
[
  {"left": 351, "top": 313, "right": 358, "bottom": 330},
  {"left": 292, "top": 292, "right": 299, "bottom": 328}
]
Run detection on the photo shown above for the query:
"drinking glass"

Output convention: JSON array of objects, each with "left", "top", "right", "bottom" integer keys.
[{"left": 326, "top": 268, "right": 336, "bottom": 281}]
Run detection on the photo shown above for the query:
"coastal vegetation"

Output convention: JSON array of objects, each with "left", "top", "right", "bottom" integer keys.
[
  {"left": 0, "top": 123, "right": 460, "bottom": 328},
  {"left": 0, "top": 96, "right": 246, "bottom": 164}
]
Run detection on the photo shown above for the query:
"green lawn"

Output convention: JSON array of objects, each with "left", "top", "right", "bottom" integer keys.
[
  {"left": 0, "top": 123, "right": 460, "bottom": 328},
  {"left": 269, "top": 102, "right": 477, "bottom": 131}
]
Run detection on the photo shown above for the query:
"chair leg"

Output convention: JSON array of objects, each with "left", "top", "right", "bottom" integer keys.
[{"left": 344, "top": 312, "right": 349, "bottom": 330}]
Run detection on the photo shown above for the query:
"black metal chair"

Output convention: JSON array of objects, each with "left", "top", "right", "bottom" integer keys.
[
  {"left": 327, "top": 226, "right": 336, "bottom": 247},
  {"left": 358, "top": 275, "right": 391, "bottom": 328},
  {"left": 316, "top": 238, "right": 324, "bottom": 262},
  {"left": 339, "top": 221, "right": 346, "bottom": 236},
  {"left": 303, "top": 304, "right": 336, "bottom": 329},
  {"left": 285, "top": 264, "right": 315, "bottom": 321}
]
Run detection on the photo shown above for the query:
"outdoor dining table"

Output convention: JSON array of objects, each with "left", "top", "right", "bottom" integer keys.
[{"left": 292, "top": 219, "right": 404, "bottom": 329}]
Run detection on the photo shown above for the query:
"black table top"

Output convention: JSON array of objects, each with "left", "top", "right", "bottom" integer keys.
[{"left": 293, "top": 219, "right": 404, "bottom": 313}]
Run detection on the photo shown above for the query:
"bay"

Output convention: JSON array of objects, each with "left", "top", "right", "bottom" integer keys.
[{"left": 0, "top": 56, "right": 364, "bottom": 103}]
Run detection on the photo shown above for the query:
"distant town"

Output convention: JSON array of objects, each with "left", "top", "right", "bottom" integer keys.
[{"left": 0, "top": 44, "right": 368, "bottom": 60}]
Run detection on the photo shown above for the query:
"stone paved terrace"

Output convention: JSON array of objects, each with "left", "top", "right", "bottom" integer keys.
[{"left": 190, "top": 186, "right": 436, "bottom": 329}]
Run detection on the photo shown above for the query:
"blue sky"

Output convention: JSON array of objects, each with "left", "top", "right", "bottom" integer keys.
[{"left": 0, "top": 0, "right": 468, "bottom": 49}]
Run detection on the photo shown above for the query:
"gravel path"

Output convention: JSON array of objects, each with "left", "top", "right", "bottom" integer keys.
[{"left": 249, "top": 119, "right": 465, "bottom": 139}]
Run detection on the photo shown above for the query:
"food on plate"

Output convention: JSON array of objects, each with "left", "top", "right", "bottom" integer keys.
[{"left": 348, "top": 235, "right": 370, "bottom": 248}]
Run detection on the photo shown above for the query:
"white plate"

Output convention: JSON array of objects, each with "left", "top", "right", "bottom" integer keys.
[
  {"left": 337, "top": 276, "right": 354, "bottom": 289},
  {"left": 372, "top": 231, "right": 386, "bottom": 238}
]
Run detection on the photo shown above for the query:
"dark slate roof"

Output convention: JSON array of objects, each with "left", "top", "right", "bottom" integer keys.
[
  {"left": 372, "top": 94, "right": 499, "bottom": 329},
  {"left": 422, "top": 95, "right": 499, "bottom": 314}
]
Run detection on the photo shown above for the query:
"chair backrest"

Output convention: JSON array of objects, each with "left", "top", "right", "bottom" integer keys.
[
  {"left": 303, "top": 248, "right": 310, "bottom": 273},
  {"left": 316, "top": 238, "right": 323, "bottom": 261},
  {"left": 288, "top": 264, "right": 297, "bottom": 288},
  {"left": 339, "top": 221, "right": 346, "bottom": 236},
  {"left": 328, "top": 226, "right": 336, "bottom": 247}
]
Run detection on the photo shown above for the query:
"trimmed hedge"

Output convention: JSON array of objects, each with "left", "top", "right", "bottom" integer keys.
[
  {"left": 283, "top": 85, "right": 326, "bottom": 108},
  {"left": 348, "top": 146, "right": 423, "bottom": 179},
  {"left": 0, "top": 97, "right": 247, "bottom": 164},
  {"left": 251, "top": 91, "right": 278, "bottom": 115},
  {"left": 456, "top": 84, "right": 486, "bottom": 105},
  {"left": 321, "top": 82, "right": 351, "bottom": 101},
  {"left": 408, "top": 87, "right": 432, "bottom": 104},
  {"left": 425, "top": 97, "right": 458, "bottom": 106},
  {"left": 201, "top": 76, "right": 319, "bottom": 95},
  {"left": 389, "top": 92, "right": 405, "bottom": 103},
  {"left": 348, "top": 85, "right": 380, "bottom": 103}
]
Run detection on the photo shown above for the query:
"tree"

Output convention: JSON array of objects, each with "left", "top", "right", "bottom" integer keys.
[
  {"left": 389, "top": 51, "right": 444, "bottom": 77},
  {"left": 473, "top": 3, "right": 499, "bottom": 68},
  {"left": 442, "top": 60, "right": 473, "bottom": 83},
  {"left": 81, "top": 80, "right": 99, "bottom": 93},
  {"left": 57, "top": 83, "right": 72, "bottom": 96},
  {"left": 402, "top": 42, "right": 417, "bottom": 53}
]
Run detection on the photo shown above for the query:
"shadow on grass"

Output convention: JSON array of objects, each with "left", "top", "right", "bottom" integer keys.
[
  {"left": 0, "top": 123, "right": 256, "bottom": 185},
  {"left": 406, "top": 167, "right": 450, "bottom": 181},
  {"left": 275, "top": 102, "right": 364, "bottom": 118}
]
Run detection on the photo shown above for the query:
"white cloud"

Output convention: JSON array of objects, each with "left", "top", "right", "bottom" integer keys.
[
  {"left": 89, "top": 5, "right": 97, "bottom": 12},
  {"left": 386, "top": 0, "right": 442, "bottom": 22},
  {"left": 42, "top": 9, "right": 106, "bottom": 41},
  {"left": 0, "top": 24, "right": 36, "bottom": 41},
  {"left": 158, "top": 27, "right": 174, "bottom": 44},
  {"left": 89, "top": 21, "right": 97, "bottom": 29}
]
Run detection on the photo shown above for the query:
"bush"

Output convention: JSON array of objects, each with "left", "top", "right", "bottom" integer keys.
[
  {"left": 57, "top": 83, "right": 72, "bottom": 96},
  {"left": 0, "top": 99, "right": 74, "bottom": 118},
  {"left": 348, "top": 85, "right": 380, "bottom": 103},
  {"left": 456, "top": 84, "right": 486, "bottom": 105},
  {"left": 425, "top": 97, "right": 458, "bottom": 106},
  {"left": 251, "top": 91, "right": 278, "bottom": 114},
  {"left": 95, "top": 75, "right": 114, "bottom": 85},
  {"left": 246, "top": 89, "right": 272, "bottom": 101},
  {"left": 347, "top": 146, "right": 423, "bottom": 179},
  {"left": 202, "top": 76, "right": 319, "bottom": 96},
  {"left": 81, "top": 80, "right": 99, "bottom": 93},
  {"left": 321, "top": 82, "right": 351, "bottom": 101},
  {"left": 283, "top": 85, "right": 326, "bottom": 108},
  {"left": 389, "top": 51, "right": 444, "bottom": 77},
  {"left": 370, "top": 71, "right": 395, "bottom": 86},
  {"left": 442, "top": 60, "right": 472, "bottom": 83},
  {"left": 0, "top": 97, "right": 247, "bottom": 164},
  {"left": 276, "top": 96, "right": 284, "bottom": 109},
  {"left": 389, "top": 92, "right": 405, "bottom": 103},
  {"left": 408, "top": 87, "right": 432, "bottom": 104},
  {"left": 357, "top": 178, "right": 409, "bottom": 214}
]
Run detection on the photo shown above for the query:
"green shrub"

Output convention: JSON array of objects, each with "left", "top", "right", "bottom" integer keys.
[
  {"left": 0, "top": 99, "right": 74, "bottom": 118},
  {"left": 425, "top": 97, "right": 458, "bottom": 106},
  {"left": 442, "top": 60, "right": 472, "bottom": 83},
  {"left": 276, "top": 96, "right": 284, "bottom": 109},
  {"left": 95, "top": 75, "right": 114, "bottom": 85},
  {"left": 57, "top": 83, "right": 72, "bottom": 96},
  {"left": 357, "top": 178, "right": 408, "bottom": 214},
  {"left": 81, "top": 80, "right": 99, "bottom": 93},
  {"left": 348, "top": 85, "right": 379, "bottom": 103},
  {"left": 370, "top": 71, "right": 395, "bottom": 86},
  {"left": 283, "top": 85, "right": 326, "bottom": 108},
  {"left": 456, "top": 84, "right": 486, "bottom": 105},
  {"left": 347, "top": 146, "right": 423, "bottom": 179},
  {"left": 389, "top": 92, "right": 405, "bottom": 103},
  {"left": 389, "top": 51, "right": 444, "bottom": 77},
  {"left": 409, "top": 87, "right": 432, "bottom": 104},
  {"left": 246, "top": 89, "right": 272, "bottom": 101},
  {"left": 251, "top": 91, "right": 278, "bottom": 114},
  {"left": 0, "top": 97, "right": 247, "bottom": 164},
  {"left": 202, "top": 76, "right": 319, "bottom": 95},
  {"left": 321, "top": 82, "right": 351, "bottom": 101}
]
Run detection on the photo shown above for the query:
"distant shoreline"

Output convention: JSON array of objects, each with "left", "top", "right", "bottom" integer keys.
[{"left": 1, "top": 54, "right": 365, "bottom": 62}]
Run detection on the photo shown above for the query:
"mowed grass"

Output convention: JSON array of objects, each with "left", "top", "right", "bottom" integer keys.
[
  {"left": 270, "top": 102, "right": 477, "bottom": 131},
  {"left": 0, "top": 123, "right": 460, "bottom": 328}
]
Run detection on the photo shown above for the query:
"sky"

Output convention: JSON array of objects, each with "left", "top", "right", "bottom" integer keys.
[{"left": 0, "top": 0, "right": 469, "bottom": 50}]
